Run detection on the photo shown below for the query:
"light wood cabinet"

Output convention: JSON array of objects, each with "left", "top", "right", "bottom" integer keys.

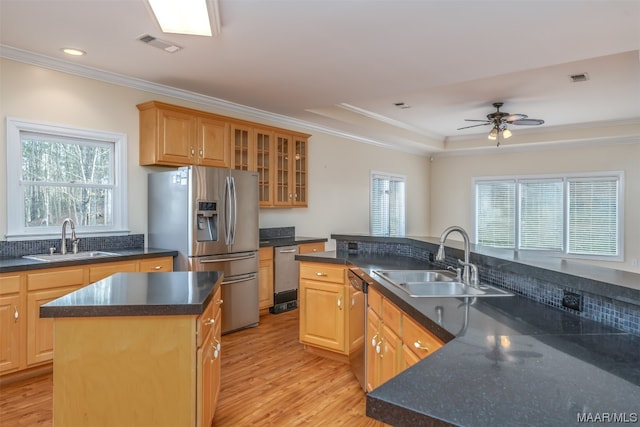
[
  {"left": 1, "top": 255, "right": 175, "bottom": 378},
  {"left": 138, "top": 100, "right": 310, "bottom": 208},
  {"left": 26, "top": 266, "right": 86, "bottom": 366},
  {"left": 258, "top": 247, "right": 274, "bottom": 311},
  {"left": 138, "top": 256, "right": 174, "bottom": 273},
  {"left": 89, "top": 260, "right": 138, "bottom": 282},
  {"left": 299, "top": 262, "right": 348, "bottom": 354},
  {"left": 138, "top": 101, "right": 230, "bottom": 168},
  {"left": 197, "top": 285, "right": 222, "bottom": 427},
  {"left": 274, "top": 133, "right": 309, "bottom": 207},
  {"left": 365, "top": 287, "right": 444, "bottom": 391},
  {"left": 0, "top": 274, "right": 24, "bottom": 374},
  {"left": 298, "top": 242, "right": 325, "bottom": 254}
]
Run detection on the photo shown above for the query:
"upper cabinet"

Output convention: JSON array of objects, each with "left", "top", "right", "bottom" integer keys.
[
  {"left": 138, "top": 101, "right": 230, "bottom": 168},
  {"left": 274, "top": 133, "right": 308, "bottom": 207},
  {"left": 138, "top": 101, "right": 310, "bottom": 208}
]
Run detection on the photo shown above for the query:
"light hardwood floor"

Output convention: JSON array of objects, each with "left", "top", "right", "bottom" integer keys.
[{"left": 0, "top": 309, "right": 386, "bottom": 426}]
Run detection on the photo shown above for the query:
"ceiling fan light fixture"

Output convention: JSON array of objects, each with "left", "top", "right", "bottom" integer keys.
[
  {"left": 502, "top": 128, "right": 512, "bottom": 139},
  {"left": 488, "top": 127, "right": 499, "bottom": 140},
  {"left": 147, "top": 0, "right": 221, "bottom": 37}
]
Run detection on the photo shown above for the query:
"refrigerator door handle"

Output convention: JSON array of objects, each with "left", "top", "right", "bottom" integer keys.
[
  {"left": 222, "top": 273, "right": 257, "bottom": 285},
  {"left": 224, "top": 176, "right": 233, "bottom": 245},
  {"left": 231, "top": 176, "right": 238, "bottom": 245},
  {"left": 199, "top": 253, "right": 256, "bottom": 263}
]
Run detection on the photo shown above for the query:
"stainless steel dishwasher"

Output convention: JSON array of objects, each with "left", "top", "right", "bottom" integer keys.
[
  {"left": 347, "top": 266, "right": 369, "bottom": 391},
  {"left": 271, "top": 245, "right": 299, "bottom": 314}
]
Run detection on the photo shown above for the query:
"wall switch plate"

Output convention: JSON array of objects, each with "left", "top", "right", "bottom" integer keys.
[{"left": 562, "top": 291, "right": 582, "bottom": 311}]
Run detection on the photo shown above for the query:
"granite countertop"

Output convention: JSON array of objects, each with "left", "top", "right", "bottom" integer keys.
[
  {"left": 259, "top": 236, "right": 327, "bottom": 248},
  {"left": 0, "top": 247, "right": 178, "bottom": 273},
  {"left": 297, "top": 250, "right": 640, "bottom": 426},
  {"left": 40, "top": 271, "right": 222, "bottom": 318}
]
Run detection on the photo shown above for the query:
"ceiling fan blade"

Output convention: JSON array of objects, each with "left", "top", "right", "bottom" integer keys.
[
  {"left": 463, "top": 119, "right": 492, "bottom": 122},
  {"left": 504, "top": 114, "right": 527, "bottom": 122},
  {"left": 457, "top": 123, "right": 491, "bottom": 130},
  {"left": 510, "top": 118, "right": 545, "bottom": 126}
]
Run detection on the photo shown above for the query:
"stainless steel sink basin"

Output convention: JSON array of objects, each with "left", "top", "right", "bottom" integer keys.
[
  {"left": 23, "top": 251, "right": 119, "bottom": 262},
  {"left": 373, "top": 269, "right": 513, "bottom": 298}
]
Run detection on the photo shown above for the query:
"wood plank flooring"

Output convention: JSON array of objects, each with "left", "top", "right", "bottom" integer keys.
[{"left": 0, "top": 309, "right": 386, "bottom": 426}]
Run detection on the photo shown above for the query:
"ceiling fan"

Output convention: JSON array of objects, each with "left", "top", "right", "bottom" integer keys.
[{"left": 458, "top": 102, "right": 545, "bottom": 146}]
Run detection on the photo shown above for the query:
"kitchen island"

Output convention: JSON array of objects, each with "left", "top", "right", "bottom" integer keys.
[
  {"left": 40, "top": 271, "right": 223, "bottom": 427},
  {"left": 296, "top": 250, "right": 640, "bottom": 427}
]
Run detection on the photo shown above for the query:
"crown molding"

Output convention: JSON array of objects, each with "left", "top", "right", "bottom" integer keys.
[{"left": 1, "top": 45, "right": 428, "bottom": 154}]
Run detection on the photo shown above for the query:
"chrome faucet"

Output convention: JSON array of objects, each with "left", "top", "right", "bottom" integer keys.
[
  {"left": 435, "top": 226, "right": 479, "bottom": 287},
  {"left": 61, "top": 218, "right": 79, "bottom": 255}
]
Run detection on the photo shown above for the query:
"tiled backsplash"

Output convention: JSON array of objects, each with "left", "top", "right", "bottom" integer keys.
[
  {"left": 0, "top": 234, "right": 144, "bottom": 258},
  {"left": 336, "top": 238, "right": 640, "bottom": 336},
  {"left": 259, "top": 227, "right": 295, "bottom": 240}
]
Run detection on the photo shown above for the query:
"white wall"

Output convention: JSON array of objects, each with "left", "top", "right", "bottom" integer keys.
[
  {"left": 0, "top": 58, "right": 430, "bottom": 247},
  {"left": 430, "top": 142, "right": 640, "bottom": 272}
]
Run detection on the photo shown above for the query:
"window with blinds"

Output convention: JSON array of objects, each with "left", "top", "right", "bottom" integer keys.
[
  {"left": 474, "top": 173, "right": 622, "bottom": 260},
  {"left": 370, "top": 172, "right": 406, "bottom": 236}
]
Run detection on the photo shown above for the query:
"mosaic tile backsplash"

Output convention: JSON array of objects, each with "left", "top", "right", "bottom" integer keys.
[
  {"left": 1, "top": 234, "right": 145, "bottom": 258},
  {"left": 336, "top": 238, "right": 640, "bottom": 336}
]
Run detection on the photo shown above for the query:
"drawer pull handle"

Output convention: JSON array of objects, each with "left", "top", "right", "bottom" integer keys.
[
  {"left": 337, "top": 296, "right": 342, "bottom": 310},
  {"left": 152, "top": 265, "right": 162, "bottom": 270},
  {"left": 414, "top": 340, "right": 430, "bottom": 352},
  {"left": 315, "top": 272, "right": 327, "bottom": 277}
]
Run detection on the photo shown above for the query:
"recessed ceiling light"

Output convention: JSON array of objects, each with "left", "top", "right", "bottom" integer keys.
[{"left": 61, "top": 48, "right": 86, "bottom": 56}]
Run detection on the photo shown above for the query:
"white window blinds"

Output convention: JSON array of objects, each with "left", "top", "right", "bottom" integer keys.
[
  {"left": 519, "top": 180, "right": 563, "bottom": 251},
  {"left": 474, "top": 172, "right": 622, "bottom": 260},
  {"left": 568, "top": 178, "right": 619, "bottom": 256},
  {"left": 476, "top": 181, "right": 515, "bottom": 248},
  {"left": 370, "top": 172, "right": 406, "bottom": 236}
]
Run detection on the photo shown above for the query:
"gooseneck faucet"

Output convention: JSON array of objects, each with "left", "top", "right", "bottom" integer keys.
[
  {"left": 61, "top": 218, "right": 78, "bottom": 255},
  {"left": 435, "top": 226, "right": 479, "bottom": 287}
]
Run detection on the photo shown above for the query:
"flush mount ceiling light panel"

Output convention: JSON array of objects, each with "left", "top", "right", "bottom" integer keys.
[
  {"left": 458, "top": 102, "right": 544, "bottom": 147},
  {"left": 146, "top": 0, "right": 221, "bottom": 37}
]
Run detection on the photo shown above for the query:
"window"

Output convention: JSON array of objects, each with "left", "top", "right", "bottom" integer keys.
[
  {"left": 6, "top": 118, "right": 128, "bottom": 239},
  {"left": 370, "top": 171, "right": 405, "bottom": 236},
  {"left": 473, "top": 172, "right": 623, "bottom": 260}
]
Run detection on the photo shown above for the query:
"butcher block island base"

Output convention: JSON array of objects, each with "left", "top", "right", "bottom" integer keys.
[{"left": 40, "top": 272, "right": 223, "bottom": 427}]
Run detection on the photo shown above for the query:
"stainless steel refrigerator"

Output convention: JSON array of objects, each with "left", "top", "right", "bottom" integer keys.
[{"left": 148, "top": 166, "right": 259, "bottom": 334}]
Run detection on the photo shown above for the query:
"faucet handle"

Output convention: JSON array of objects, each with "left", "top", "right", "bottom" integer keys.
[
  {"left": 72, "top": 238, "right": 80, "bottom": 254},
  {"left": 458, "top": 260, "right": 479, "bottom": 286},
  {"left": 446, "top": 265, "right": 462, "bottom": 280}
]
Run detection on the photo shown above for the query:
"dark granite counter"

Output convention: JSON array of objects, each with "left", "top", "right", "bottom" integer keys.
[
  {"left": 297, "top": 250, "right": 640, "bottom": 426},
  {"left": 259, "top": 236, "right": 327, "bottom": 248},
  {"left": 0, "top": 248, "right": 178, "bottom": 273},
  {"left": 40, "top": 271, "right": 221, "bottom": 318}
]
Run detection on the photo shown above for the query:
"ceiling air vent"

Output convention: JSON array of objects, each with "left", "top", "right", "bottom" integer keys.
[
  {"left": 137, "top": 34, "right": 182, "bottom": 53},
  {"left": 569, "top": 73, "right": 590, "bottom": 83}
]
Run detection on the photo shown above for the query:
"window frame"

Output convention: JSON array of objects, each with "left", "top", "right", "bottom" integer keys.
[
  {"left": 5, "top": 117, "right": 128, "bottom": 240},
  {"left": 472, "top": 171, "right": 624, "bottom": 262},
  {"left": 370, "top": 170, "right": 406, "bottom": 237}
]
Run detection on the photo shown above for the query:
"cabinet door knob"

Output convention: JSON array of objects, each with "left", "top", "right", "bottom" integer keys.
[
  {"left": 337, "top": 296, "right": 342, "bottom": 310},
  {"left": 204, "top": 318, "right": 215, "bottom": 326},
  {"left": 414, "top": 340, "right": 430, "bottom": 352},
  {"left": 14, "top": 306, "right": 19, "bottom": 322}
]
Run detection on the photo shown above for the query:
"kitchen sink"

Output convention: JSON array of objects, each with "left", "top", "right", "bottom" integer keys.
[
  {"left": 23, "top": 251, "right": 119, "bottom": 262},
  {"left": 373, "top": 270, "right": 513, "bottom": 298}
]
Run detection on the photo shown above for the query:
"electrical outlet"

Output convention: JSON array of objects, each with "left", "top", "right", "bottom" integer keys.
[{"left": 562, "top": 291, "right": 582, "bottom": 311}]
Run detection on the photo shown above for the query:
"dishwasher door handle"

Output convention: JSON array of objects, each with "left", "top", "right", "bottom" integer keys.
[{"left": 278, "top": 248, "right": 297, "bottom": 254}]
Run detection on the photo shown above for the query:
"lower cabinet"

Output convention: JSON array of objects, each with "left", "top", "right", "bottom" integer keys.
[
  {"left": 0, "top": 274, "right": 24, "bottom": 374},
  {"left": 0, "top": 256, "right": 174, "bottom": 378},
  {"left": 299, "top": 262, "right": 356, "bottom": 356},
  {"left": 258, "top": 247, "right": 274, "bottom": 311},
  {"left": 52, "top": 285, "right": 222, "bottom": 427},
  {"left": 366, "top": 287, "right": 444, "bottom": 391},
  {"left": 197, "top": 286, "right": 223, "bottom": 427}
]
